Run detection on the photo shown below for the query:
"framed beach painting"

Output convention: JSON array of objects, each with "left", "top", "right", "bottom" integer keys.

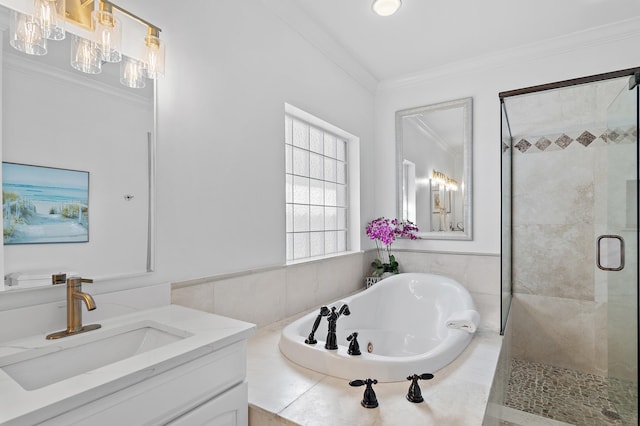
[{"left": 2, "top": 162, "right": 89, "bottom": 244}]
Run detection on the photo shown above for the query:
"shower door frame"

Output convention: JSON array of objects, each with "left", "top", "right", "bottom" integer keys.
[{"left": 498, "top": 67, "right": 640, "bottom": 99}]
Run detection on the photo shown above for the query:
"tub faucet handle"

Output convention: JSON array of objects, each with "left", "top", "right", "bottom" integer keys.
[
  {"left": 338, "top": 303, "right": 350, "bottom": 316},
  {"left": 349, "top": 378, "right": 378, "bottom": 408},
  {"left": 406, "top": 373, "right": 434, "bottom": 403},
  {"left": 305, "top": 306, "right": 330, "bottom": 345},
  {"left": 346, "top": 331, "right": 361, "bottom": 355}
]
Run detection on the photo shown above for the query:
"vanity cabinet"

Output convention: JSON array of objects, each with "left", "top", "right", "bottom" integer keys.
[
  {"left": 40, "top": 340, "right": 249, "bottom": 426},
  {"left": 0, "top": 305, "right": 255, "bottom": 426}
]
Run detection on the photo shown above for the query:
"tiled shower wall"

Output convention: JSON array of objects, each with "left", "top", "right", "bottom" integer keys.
[
  {"left": 171, "top": 250, "right": 500, "bottom": 331},
  {"left": 509, "top": 124, "right": 637, "bottom": 377}
]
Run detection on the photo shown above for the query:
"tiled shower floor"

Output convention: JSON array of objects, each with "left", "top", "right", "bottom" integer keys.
[{"left": 505, "top": 359, "right": 637, "bottom": 425}]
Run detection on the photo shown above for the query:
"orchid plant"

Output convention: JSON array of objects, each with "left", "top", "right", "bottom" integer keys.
[{"left": 365, "top": 217, "right": 419, "bottom": 277}]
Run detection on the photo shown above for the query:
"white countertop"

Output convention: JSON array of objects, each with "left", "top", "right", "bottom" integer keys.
[{"left": 0, "top": 304, "right": 256, "bottom": 425}]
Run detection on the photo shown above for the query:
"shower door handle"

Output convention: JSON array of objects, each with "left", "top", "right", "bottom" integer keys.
[{"left": 596, "top": 235, "right": 625, "bottom": 271}]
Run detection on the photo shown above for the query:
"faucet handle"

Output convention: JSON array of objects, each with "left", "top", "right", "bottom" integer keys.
[
  {"left": 347, "top": 332, "right": 361, "bottom": 355},
  {"left": 349, "top": 378, "right": 378, "bottom": 408},
  {"left": 406, "top": 373, "right": 434, "bottom": 403},
  {"left": 67, "top": 276, "right": 94, "bottom": 285}
]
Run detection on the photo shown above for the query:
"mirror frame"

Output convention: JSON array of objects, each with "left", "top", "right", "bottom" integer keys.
[{"left": 395, "top": 97, "right": 473, "bottom": 240}]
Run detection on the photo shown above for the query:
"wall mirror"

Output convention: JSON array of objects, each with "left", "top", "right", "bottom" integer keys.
[
  {"left": 396, "top": 97, "right": 472, "bottom": 240},
  {"left": 0, "top": 5, "right": 155, "bottom": 291}
]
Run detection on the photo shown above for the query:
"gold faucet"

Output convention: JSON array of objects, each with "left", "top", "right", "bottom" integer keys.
[{"left": 46, "top": 275, "right": 101, "bottom": 340}]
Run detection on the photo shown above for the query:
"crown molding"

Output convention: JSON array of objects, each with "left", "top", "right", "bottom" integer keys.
[
  {"left": 261, "top": 0, "right": 378, "bottom": 94},
  {"left": 379, "top": 16, "right": 640, "bottom": 91},
  {"left": 406, "top": 116, "right": 454, "bottom": 155}
]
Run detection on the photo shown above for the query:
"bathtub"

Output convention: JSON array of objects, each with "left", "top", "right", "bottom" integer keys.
[{"left": 278, "top": 273, "right": 480, "bottom": 382}]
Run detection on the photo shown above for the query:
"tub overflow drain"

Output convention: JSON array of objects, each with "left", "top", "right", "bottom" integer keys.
[{"left": 367, "top": 342, "right": 373, "bottom": 353}]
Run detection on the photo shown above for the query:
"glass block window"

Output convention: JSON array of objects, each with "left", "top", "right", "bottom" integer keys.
[{"left": 285, "top": 114, "right": 348, "bottom": 261}]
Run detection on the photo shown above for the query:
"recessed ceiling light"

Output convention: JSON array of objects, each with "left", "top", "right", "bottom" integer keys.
[{"left": 372, "top": 0, "right": 402, "bottom": 17}]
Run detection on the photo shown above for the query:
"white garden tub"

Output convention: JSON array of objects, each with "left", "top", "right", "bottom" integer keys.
[{"left": 279, "top": 273, "right": 480, "bottom": 382}]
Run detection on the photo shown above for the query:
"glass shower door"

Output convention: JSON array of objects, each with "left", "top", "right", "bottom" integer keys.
[{"left": 604, "top": 77, "right": 638, "bottom": 424}]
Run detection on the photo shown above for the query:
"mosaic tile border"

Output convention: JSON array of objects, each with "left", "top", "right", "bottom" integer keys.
[
  {"left": 502, "top": 126, "right": 638, "bottom": 154},
  {"left": 505, "top": 358, "right": 637, "bottom": 425}
]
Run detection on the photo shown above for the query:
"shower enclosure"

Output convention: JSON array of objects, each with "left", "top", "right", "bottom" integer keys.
[{"left": 500, "top": 69, "right": 638, "bottom": 425}]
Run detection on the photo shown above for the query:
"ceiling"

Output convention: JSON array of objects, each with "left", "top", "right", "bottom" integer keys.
[{"left": 291, "top": 0, "right": 640, "bottom": 82}]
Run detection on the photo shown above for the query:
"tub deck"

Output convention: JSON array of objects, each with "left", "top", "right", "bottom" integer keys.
[{"left": 248, "top": 311, "right": 502, "bottom": 426}]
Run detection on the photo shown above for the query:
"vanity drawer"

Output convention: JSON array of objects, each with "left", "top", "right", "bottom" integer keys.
[{"left": 43, "top": 340, "right": 247, "bottom": 425}]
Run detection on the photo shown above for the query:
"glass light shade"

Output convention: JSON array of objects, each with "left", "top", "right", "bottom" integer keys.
[
  {"left": 372, "top": 0, "right": 402, "bottom": 16},
  {"left": 9, "top": 10, "right": 47, "bottom": 56},
  {"left": 70, "top": 35, "right": 102, "bottom": 74},
  {"left": 93, "top": 10, "right": 122, "bottom": 63},
  {"left": 36, "top": 0, "right": 66, "bottom": 41},
  {"left": 144, "top": 35, "right": 165, "bottom": 79},
  {"left": 120, "top": 56, "right": 146, "bottom": 89}
]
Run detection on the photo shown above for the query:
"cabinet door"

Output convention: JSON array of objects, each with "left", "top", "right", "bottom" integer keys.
[
  {"left": 39, "top": 342, "right": 247, "bottom": 426},
  {"left": 168, "top": 381, "right": 248, "bottom": 426}
]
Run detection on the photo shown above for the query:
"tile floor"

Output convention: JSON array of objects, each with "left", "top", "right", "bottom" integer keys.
[
  {"left": 505, "top": 359, "right": 637, "bottom": 425},
  {"left": 608, "top": 376, "right": 639, "bottom": 426}
]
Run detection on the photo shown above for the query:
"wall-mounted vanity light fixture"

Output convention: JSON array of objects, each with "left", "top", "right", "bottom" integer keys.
[
  {"left": 432, "top": 170, "right": 458, "bottom": 191},
  {"left": 7, "top": 0, "right": 164, "bottom": 88}
]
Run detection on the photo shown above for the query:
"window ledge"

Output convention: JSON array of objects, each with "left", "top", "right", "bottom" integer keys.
[{"left": 285, "top": 250, "right": 363, "bottom": 267}]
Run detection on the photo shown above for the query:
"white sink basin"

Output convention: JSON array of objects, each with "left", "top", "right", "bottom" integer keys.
[{"left": 0, "top": 321, "right": 192, "bottom": 390}]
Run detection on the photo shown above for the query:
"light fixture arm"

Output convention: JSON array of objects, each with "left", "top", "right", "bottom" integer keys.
[{"left": 100, "top": 0, "right": 161, "bottom": 34}]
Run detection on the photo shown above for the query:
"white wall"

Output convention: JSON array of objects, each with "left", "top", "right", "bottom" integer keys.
[
  {"left": 114, "top": 0, "right": 376, "bottom": 283},
  {"left": 0, "top": 0, "right": 375, "bottom": 310},
  {"left": 375, "top": 18, "right": 640, "bottom": 255}
]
